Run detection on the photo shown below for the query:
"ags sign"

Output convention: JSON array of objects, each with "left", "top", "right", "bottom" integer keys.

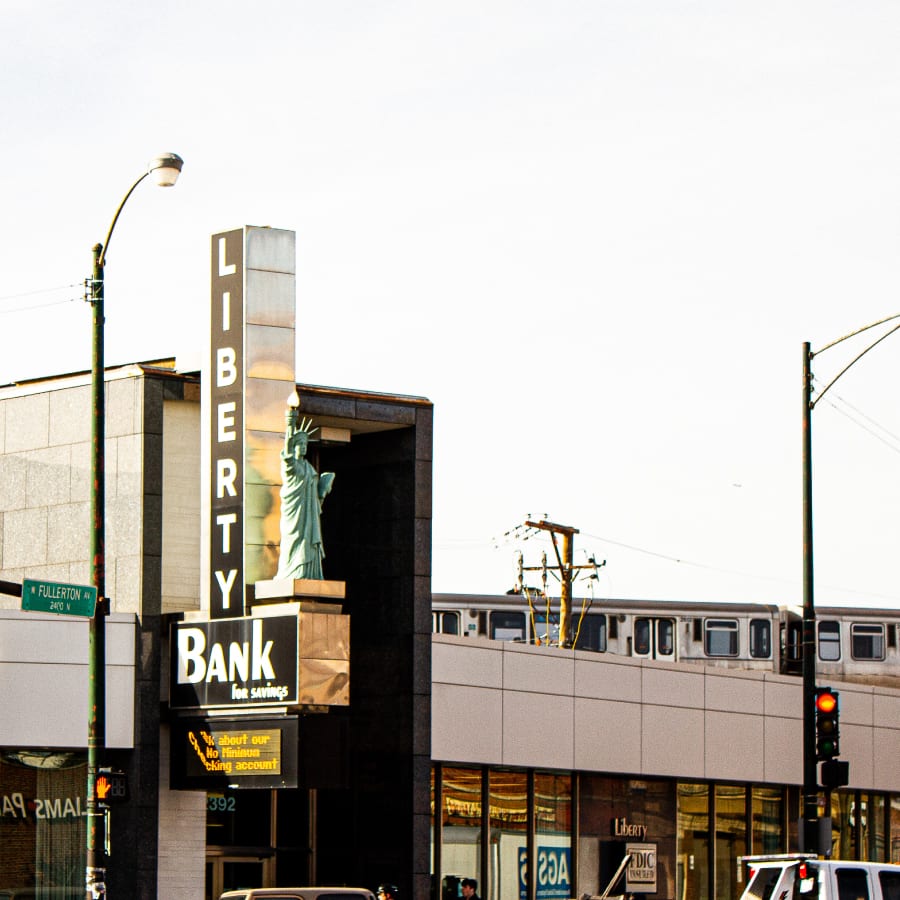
[{"left": 519, "top": 847, "right": 570, "bottom": 900}]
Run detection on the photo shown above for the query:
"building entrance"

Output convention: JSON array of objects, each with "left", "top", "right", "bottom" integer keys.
[{"left": 203, "top": 788, "right": 314, "bottom": 897}]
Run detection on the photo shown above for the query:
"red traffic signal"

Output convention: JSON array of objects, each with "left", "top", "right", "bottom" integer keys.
[{"left": 815, "top": 688, "right": 840, "bottom": 761}]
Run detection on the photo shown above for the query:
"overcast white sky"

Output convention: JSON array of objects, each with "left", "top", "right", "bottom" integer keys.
[{"left": 3, "top": 2, "right": 900, "bottom": 607}]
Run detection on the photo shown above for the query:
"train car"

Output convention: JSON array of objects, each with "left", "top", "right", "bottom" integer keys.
[
  {"left": 432, "top": 592, "right": 900, "bottom": 688},
  {"left": 782, "top": 604, "right": 900, "bottom": 688}
]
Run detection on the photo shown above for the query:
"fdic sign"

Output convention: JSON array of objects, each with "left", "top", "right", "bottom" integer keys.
[{"left": 625, "top": 843, "right": 658, "bottom": 894}]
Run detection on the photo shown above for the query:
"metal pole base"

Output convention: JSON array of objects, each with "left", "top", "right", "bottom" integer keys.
[{"left": 86, "top": 865, "right": 107, "bottom": 898}]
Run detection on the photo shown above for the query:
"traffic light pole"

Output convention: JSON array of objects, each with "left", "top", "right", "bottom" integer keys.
[
  {"left": 799, "top": 316, "right": 900, "bottom": 855},
  {"left": 86, "top": 242, "right": 109, "bottom": 897}
]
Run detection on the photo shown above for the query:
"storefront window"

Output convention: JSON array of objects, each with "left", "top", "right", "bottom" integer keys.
[
  {"left": 442, "top": 767, "right": 483, "bottom": 900},
  {"left": 0, "top": 751, "right": 87, "bottom": 896},
  {"left": 489, "top": 770, "right": 526, "bottom": 900},
  {"left": 715, "top": 785, "right": 746, "bottom": 900},
  {"left": 832, "top": 790, "right": 854, "bottom": 860},
  {"left": 751, "top": 786, "right": 784, "bottom": 855},
  {"left": 677, "top": 783, "right": 709, "bottom": 900},
  {"left": 534, "top": 773, "right": 571, "bottom": 900},
  {"left": 828, "top": 790, "right": 886, "bottom": 861},
  {"left": 867, "top": 794, "right": 886, "bottom": 861},
  {"left": 891, "top": 796, "right": 900, "bottom": 864}
]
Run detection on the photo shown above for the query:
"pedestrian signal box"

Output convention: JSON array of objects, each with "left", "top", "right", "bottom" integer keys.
[{"left": 94, "top": 769, "right": 128, "bottom": 804}]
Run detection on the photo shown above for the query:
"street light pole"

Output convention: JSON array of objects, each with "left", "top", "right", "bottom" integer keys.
[
  {"left": 801, "top": 341, "right": 818, "bottom": 852},
  {"left": 85, "top": 152, "right": 183, "bottom": 899},
  {"left": 799, "top": 315, "right": 900, "bottom": 857}
]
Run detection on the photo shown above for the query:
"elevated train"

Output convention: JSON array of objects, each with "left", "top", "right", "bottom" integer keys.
[{"left": 432, "top": 592, "right": 900, "bottom": 688}]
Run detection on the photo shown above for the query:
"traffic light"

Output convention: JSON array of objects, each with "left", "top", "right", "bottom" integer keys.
[{"left": 815, "top": 688, "right": 840, "bottom": 761}]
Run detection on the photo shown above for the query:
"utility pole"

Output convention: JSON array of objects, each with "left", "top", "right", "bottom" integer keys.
[{"left": 520, "top": 519, "right": 601, "bottom": 647}]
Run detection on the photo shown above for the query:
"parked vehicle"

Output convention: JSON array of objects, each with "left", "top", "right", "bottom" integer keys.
[
  {"left": 219, "top": 889, "right": 375, "bottom": 900},
  {"left": 740, "top": 854, "right": 900, "bottom": 900}
]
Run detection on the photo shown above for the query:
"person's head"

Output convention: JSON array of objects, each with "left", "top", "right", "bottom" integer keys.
[
  {"left": 378, "top": 885, "right": 398, "bottom": 900},
  {"left": 461, "top": 878, "right": 478, "bottom": 897}
]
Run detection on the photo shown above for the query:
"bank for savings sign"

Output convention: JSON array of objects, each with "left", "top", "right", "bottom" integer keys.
[{"left": 170, "top": 614, "right": 299, "bottom": 709}]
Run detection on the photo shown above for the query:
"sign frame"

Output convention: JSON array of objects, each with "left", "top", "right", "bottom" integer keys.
[
  {"left": 21, "top": 578, "right": 97, "bottom": 617},
  {"left": 169, "top": 715, "right": 299, "bottom": 790},
  {"left": 169, "top": 613, "right": 300, "bottom": 711},
  {"left": 625, "top": 842, "right": 658, "bottom": 894}
]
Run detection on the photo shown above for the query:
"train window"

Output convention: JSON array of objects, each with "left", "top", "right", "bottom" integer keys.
[
  {"left": 851, "top": 623, "right": 885, "bottom": 661},
  {"left": 634, "top": 618, "right": 651, "bottom": 655},
  {"left": 704, "top": 619, "right": 739, "bottom": 657},
  {"left": 533, "top": 611, "right": 560, "bottom": 646},
  {"left": 749, "top": 619, "right": 771, "bottom": 659},
  {"left": 490, "top": 610, "right": 526, "bottom": 642},
  {"left": 818, "top": 621, "right": 841, "bottom": 661},
  {"left": 432, "top": 611, "right": 460, "bottom": 635},
  {"left": 657, "top": 619, "right": 674, "bottom": 656},
  {"left": 573, "top": 614, "right": 607, "bottom": 652}
]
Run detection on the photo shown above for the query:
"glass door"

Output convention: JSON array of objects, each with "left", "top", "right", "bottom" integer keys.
[{"left": 206, "top": 855, "right": 273, "bottom": 900}]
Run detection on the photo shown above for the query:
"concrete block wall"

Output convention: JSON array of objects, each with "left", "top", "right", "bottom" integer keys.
[
  {"left": 432, "top": 633, "right": 900, "bottom": 792},
  {"left": 0, "top": 373, "right": 147, "bottom": 608}
]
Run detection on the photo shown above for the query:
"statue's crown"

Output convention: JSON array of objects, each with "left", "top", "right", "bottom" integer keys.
[{"left": 297, "top": 416, "right": 318, "bottom": 436}]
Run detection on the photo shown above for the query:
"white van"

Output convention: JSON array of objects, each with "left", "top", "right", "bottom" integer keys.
[
  {"left": 219, "top": 890, "right": 375, "bottom": 900},
  {"left": 740, "top": 854, "right": 900, "bottom": 900}
]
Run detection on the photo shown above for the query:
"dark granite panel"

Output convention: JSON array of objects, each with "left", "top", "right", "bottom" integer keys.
[{"left": 355, "top": 400, "right": 417, "bottom": 425}]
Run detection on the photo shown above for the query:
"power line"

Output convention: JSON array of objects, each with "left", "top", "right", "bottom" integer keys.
[
  {"left": 0, "top": 296, "right": 80, "bottom": 316},
  {"left": 0, "top": 283, "right": 81, "bottom": 315},
  {"left": 824, "top": 393, "right": 900, "bottom": 455}
]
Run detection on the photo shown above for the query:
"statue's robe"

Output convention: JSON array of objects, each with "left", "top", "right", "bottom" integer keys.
[{"left": 276, "top": 451, "right": 334, "bottom": 580}]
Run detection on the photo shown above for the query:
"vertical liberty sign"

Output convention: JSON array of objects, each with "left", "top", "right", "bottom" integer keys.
[{"left": 210, "top": 230, "right": 245, "bottom": 618}]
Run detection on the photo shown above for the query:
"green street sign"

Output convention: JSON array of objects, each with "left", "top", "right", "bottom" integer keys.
[{"left": 21, "top": 579, "right": 97, "bottom": 617}]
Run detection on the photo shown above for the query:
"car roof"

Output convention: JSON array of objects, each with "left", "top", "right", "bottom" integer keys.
[{"left": 219, "top": 889, "right": 375, "bottom": 899}]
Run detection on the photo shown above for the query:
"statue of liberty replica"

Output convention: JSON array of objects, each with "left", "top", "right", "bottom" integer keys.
[{"left": 275, "top": 397, "right": 335, "bottom": 581}]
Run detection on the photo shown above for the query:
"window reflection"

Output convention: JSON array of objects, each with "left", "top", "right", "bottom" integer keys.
[
  {"left": 677, "top": 783, "right": 709, "bottom": 900},
  {"left": 490, "top": 771, "right": 526, "bottom": 900},
  {"left": 534, "top": 773, "right": 571, "bottom": 900},
  {"left": 715, "top": 785, "right": 746, "bottom": 900},
  {"left": 751, "top": 786, "right": 784, "bottom": 855},
  {"left": 441, "top": 767, "right": 483, "bottom": 899}
]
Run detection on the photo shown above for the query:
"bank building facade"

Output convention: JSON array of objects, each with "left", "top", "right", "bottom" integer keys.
[{"left": 0, "top": 226, "right": 899, "bottom": 900}]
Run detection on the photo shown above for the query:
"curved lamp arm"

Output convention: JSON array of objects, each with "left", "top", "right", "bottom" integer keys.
[
  {"left": 97, "top": 152, "right": 183, "bottom": 266},
  {"left": 810, "top": 312, "right": 900, "bottom": 409}
]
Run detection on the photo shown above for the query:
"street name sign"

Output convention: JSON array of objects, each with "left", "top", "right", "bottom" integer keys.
[{"left": 21, "top": 579, "right": 97, "bottom": 617}]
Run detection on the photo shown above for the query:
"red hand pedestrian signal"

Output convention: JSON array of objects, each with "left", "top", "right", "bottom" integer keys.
[
  {"left": 93, "top": 770, "right": 128, "bottom": 803},
  {"left": 96, "top": 775, "right": 112, "bottom": 800}
]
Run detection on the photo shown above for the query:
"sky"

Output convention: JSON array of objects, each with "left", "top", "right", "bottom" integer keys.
[{"left": 3, "top": 1, "right": 900, "bottom": 608}]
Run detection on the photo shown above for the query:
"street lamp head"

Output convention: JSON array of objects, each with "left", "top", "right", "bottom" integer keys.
[{"left": 147, "top": 152, "right": 184, "bottom": 187}]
